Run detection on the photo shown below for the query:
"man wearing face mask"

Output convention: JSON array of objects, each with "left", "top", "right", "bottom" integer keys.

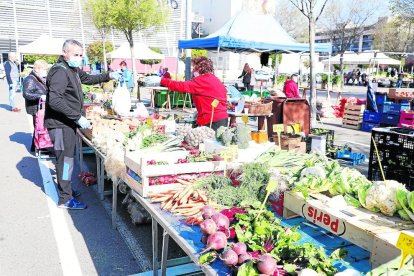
[
  {"left": 23, "top": 59, "right": 49, "bottom": 152},
  {"left": 45, "top": 39, "right": 119, "bottom": 210}
]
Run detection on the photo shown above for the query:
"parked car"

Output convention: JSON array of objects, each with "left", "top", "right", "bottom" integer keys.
[{"left": 254, "top": 70, "right": 273, "bottom": 82}]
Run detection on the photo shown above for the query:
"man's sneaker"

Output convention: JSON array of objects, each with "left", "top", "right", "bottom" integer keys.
[
  {"left": 72, "top": 189, "right": 81, "bottom": 197},
  {"left": 58, "top": 198, "right": 87, "bottom": 210}
]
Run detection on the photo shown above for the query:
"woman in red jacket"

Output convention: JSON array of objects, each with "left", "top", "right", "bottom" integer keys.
[{"left": 160, "top": 57, "right": 228, "bottom": 131}]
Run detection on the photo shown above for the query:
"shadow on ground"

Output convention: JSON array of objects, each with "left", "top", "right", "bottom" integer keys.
[
  {"left": 9, "top": 132, "right": 32, "bottom": 153},
  {"left": 0, "top": 104, "right": 11, "bottom": 111}
]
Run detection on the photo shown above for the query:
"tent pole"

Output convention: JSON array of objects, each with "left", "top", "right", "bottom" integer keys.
[
  {"left": 176, "top": 48, "right": 180, "bottom": 80},
  {"left": 327, "top": 52, "right": 331, "bottom": 102}
]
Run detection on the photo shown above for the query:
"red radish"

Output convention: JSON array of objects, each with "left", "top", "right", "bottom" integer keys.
[
  {"left": 212, "top": 213, "right": 230, "bottom": 229},
  {"left": 200, "top": 219, "right": 217, "bottom": 235},
  {"left": 231, "top": 242, "right": 247, "bottom": 255},
  {"left": 201, "top": 234, "right": 208, "bottom": 244},
  {"left": 201, "top": 206, "right": 216, "bottom": 220},
  {"left": 201, "top": 231, "right": 227, "bottom": 253},
  {"left": 257, "top": 255, "right": 277, "bottom": 275},
  {"left": 238, "top": 253, "right": 252, "bottom": 264},
  {"left": 220, "top": 249, "right": 238, "bottom": 266}
]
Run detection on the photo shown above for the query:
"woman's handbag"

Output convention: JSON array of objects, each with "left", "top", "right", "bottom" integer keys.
[{"left": 34, "top": 99, "right": 53, "bottom": 150}]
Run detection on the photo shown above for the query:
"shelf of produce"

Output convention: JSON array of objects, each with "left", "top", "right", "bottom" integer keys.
[{"left": 282, "top": 191, "right": 414, "bottom": 267}]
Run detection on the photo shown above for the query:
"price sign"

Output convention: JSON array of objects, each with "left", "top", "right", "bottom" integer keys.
[
  {"left": 146, "top": 118, "right": 153, "bottom": 127},
  {"left": 211, "top": 99, "right": 219, "bottom": 108},
  {"left": 273, "top": 124, "right": 284, "bottom": 133},
  {"left": 242, "top": 115, "right": 249, "bottom": 125},
  {"left": 396, "top": 232, "right": 414, "bottom": 269}
]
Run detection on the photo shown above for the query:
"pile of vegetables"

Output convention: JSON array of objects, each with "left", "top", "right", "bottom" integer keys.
[
  {"left": 184, "top": 126, "right": 215, "bottom": 147},
  {"left": 198, "top": 205, "right": 347, "bottom": 275},
  {"left": 216, "top": 125, "right": 251, "bottom": 149},
  {"left": 78, "top": 171, "right": 96, "bottom": 186}
]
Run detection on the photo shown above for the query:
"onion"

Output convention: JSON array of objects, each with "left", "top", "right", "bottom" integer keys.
[
  {"left": 201, "top": 206, "right": 216, "bottom": 220},
  {"left": 257, "top": 255, "right": 277, "bottom": 275},
  {"left": 238, "top": 253, "right": 252, "bottom": 264},
  {"left": 201, "top": 231, "right": 227, "bottom": 253},
  {"left": 231, "top": 242, "right": 247, "bottom": 255},
  {"left": 212, "top": 213, "right": 230, "bottom": 229},
  {"left": 200, "top": 219, "right": 217, "bottom": 235},
  {"left": 220, "top": 249, "right": 239, "bottom": 266}
]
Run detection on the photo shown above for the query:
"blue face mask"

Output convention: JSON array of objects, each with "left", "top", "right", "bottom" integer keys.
[{"left": 67, "top": 56, "right": 83, "bottom": 68}]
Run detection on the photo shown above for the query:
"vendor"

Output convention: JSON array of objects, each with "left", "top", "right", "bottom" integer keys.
[
  {"left": 283, "top": 74, "right": 300, "bottom": 98},
  {"left": 119, "top": 60, "right": 134, "bottom": 93},
  {"left": 160, "top": 57, "right": 228, "bottom": 131}
]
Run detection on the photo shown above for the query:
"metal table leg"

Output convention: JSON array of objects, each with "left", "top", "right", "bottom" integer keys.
[
  {"left": 100, "top": 157, "right": 105, "bottom": 200},
  {"left": 161, "top": 230, "right": 170, "bottom": 276},
  {"left": 95, "top": 154, "right": 102, "bottom": 199},
  {"left": 152, "top": 218, "right": 159, "bottom": 276},
  {"left": 112, "top": 180, "right": 118, "bottom": 229}
]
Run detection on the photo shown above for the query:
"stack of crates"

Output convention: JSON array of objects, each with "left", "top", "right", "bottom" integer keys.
[
  {"left": 368, "top": 128, "right": 414, "bottom": 188},
  {"left": 342, "top": 104, "right": 365, "bottom": 130}
]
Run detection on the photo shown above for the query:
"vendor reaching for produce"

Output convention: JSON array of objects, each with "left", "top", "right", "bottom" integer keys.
[{"left": 160, "top": 57, "right": 228, "bottom": 131}]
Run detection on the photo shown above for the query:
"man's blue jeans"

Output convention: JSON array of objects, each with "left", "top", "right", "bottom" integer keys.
[{"left": 8, "top": 81, "right": 18, "bottom": 109}]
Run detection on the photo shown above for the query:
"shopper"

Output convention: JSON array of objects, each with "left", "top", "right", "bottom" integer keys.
[
  {"left": 22, "top": 59, "right": 49, "bottom": 152},
  {"left": 162, "top": 67, "right": 171, "bottom": 79},
  {"left": 238, "top": 63, "right": 252, "bottom": 90},
  {"left": 45, "top": 39, "right": 118, "bottom": 209},
  {"left": 160, "top": 56, "right": 228, "bottom": 131},
  {"left": 119, "top": 60, "right": 134, "bottom": 93},
  {"left": 396, "top": 72, "right": 404, "bottom": 88},
  {"left": 283, "top": 74, "right": 300, "bottom": 98},
  {"left": 4, "top": 52, "right": 21, "bottom": 112}
]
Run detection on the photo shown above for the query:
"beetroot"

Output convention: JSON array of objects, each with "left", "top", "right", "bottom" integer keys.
[
  {"left": 257, "top": 255, "right": 277, "bottom": 275},
  {"left": 220, "top": 249, "right": 238, "bottom": 266},
  {"left": 263, "top": 240, "right": 274, "bottom": 253},
  {"left": 231, "top": 242, "right": 247, "bottom": 255},
  {"left": 228, "top": 228, "right": 236, "bottom": 239},
  {"left": 201, "top": 231, "right": 227, "bottom": 253},
  {"left": 238, "top": 253, "right": 252, "bottom": 264},
  {"left": 201, "top": 206, "right": 216, "bottom": 220},
  {"left": 212, "top": 213, "right": 230, "bottom": 229},
  {"left": 200, "top": 219, "right": 217, "bottom": 235},
  {"left": 248, "top": 251, "right": 261, "bottom": 259},
  {"left": 220, "top": 207, "right": 246, "bottom": 222}
]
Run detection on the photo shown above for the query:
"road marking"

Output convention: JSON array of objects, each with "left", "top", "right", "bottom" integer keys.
[{"left": 38, "top": 158, "right": 83, "bottom": 276}]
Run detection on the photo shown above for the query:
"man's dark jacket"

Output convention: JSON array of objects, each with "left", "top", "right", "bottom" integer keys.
[{"left": 45, "top": 56, "right": 110, "bottom": 129}]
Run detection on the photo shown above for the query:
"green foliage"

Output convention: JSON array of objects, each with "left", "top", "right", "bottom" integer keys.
[
  {"left": 140, "top": 47, "right": 162, "bottom": 67},
  {"left": 23, "top": 55, "right": 58, "bottom": 64},
  {"left": 87, "top": 41, "right": 114, "bottom": 64},
  {"left": 180, "top": 49, "right": 209, "bottom": 61},
  {"left": 269, "top": 53, "right": 282, "bottom": 67}
]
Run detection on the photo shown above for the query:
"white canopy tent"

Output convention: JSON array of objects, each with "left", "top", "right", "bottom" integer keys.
[
  {"left": 19, "top": 34, "right": 65, "bottom": 56},
  {"left": 108, "top": 42, "right": 164, "bottom": 60},
  {"left": 322, "top": 51, "right": 401, "bottom": 65}
]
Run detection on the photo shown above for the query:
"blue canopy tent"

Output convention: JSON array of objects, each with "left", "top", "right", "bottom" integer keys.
[{"left": 178, "top": 11, "right": 331, "bottom": 53}]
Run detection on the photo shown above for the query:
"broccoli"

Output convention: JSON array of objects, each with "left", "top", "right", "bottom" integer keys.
[
  {"left": 216, "top": 126, "right": 227, "bottom": 140},
  {"left": 233, "top": 125, "right": 250, "bottom": 149},
  {"left": 221, "top": 128, "right": 235, "bottom": 146}
]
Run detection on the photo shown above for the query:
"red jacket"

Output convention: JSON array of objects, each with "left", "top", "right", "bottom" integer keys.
[
  {"left": 161, "top": 74, "right": 228, "bottom": 126},
  {"left": 283, "top": 79, "right": 300, "bottom": 98}
]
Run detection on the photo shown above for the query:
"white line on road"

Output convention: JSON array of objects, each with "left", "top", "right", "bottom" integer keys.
[{"left": 38, "top": 158, "right": 83, "bottom": 276}]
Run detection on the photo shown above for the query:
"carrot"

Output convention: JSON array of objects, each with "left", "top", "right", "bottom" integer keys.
[
  {"left": 176, "top": 179, "right": 194, "bottom": 186},
  {"left": 198, "top": 192, "right": 207, "bottom": 202},
  {"left": 163, "top": 199, "right": 174, "bottom": 210}
]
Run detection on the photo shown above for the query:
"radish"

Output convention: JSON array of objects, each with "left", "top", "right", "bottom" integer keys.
[
  {"left": 257, "top": 255, "right": 277, "bottom": 275},
  {"left": 201, "top": 231, "right": 227, "bottom": 253},
  {"left": 220, "top": 249, "right": 238, "bottom": 266},
  {"left": 200, "top": 219, "right": 217, "bottom": 235},
  {"left": 212, "top": 213, "right": 230, "bottom": 229},
  {"left": 238, "top": 253, "right": 252, "bottom": 264},
  {"left": 201, "top": 206, "right": 216, "bottom": 220},
  {"left": 231, "top": 242, "right": 247, "bottom": 255}
]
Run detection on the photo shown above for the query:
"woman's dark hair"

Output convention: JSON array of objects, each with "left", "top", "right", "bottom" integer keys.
[
  {"left": 119, "top": 60, "right": 127, "bottom": 66},
  {"left": 192, "top": 56, "right": 214, "bottom": 75}
]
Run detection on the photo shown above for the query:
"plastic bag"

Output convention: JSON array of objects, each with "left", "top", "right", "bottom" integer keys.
[{"left": 112, "top": 84, "right": 131, "bottom": 115}]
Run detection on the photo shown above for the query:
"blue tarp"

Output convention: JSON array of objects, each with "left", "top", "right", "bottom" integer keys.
[{"left": 178, "top": 11, "right": 331, "bottom": 53}]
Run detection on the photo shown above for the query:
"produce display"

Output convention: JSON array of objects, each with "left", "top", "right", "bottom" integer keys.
[
  {"left": 216, "top": 125, "right": 251, "bottom": 149},
  {"left": 184, "top": 126, "right": 216, "bottom": 147}
]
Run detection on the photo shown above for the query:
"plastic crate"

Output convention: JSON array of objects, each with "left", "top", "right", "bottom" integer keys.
[
  {"left": 362, "top": 122, "right": 380, "bottom": 132},
  {"left": 154, "top": 91, "right": 168, "bottom": 107},
  {"left": 363, "top": 110, "right": 381, "bottom": 123},
  {"left": 382, "top": 102, "right": 410, "bottom": 114},
  {"left": 380, "top": 113, "right": 400, "bottom": 126},
  {"left": 375, "top": 93, "right": 387, "bottom": 106},
  {"left": 252, "top": 91, "right": 270, "bottom": 97},
  {"left": 399, "top": 111, "right": 414, "bottom": 127},
  {"left": 310, "top": 128, "right": 335, "bottom": 146}
]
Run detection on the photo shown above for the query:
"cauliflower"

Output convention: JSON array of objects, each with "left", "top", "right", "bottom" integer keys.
[
  {"left": 300, "top": 166, "right": 326, "bottom": 180},
  {"left": 365, "top": 180, "right": 407, "bottom": 216},
  {"left": 216, "top": 126, "right": 227, "bottom": 140}
]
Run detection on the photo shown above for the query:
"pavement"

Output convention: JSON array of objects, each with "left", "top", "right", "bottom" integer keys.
[{"left": 0, "top": 80, "right": 373, "bottom": 275}]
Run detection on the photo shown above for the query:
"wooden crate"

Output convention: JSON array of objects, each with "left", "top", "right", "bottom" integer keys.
[
  {"left": 388, "top": 88, "right": 414, "bottom": 100},
  {"left": 342, "top": 104, "right": 365, "bottom": 130},
  {"left": 283, "top": 191, "right": 414, "bottom": 253}
]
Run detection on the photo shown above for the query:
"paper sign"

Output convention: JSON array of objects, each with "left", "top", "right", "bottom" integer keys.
[
  {"left": 396, "top": 232, "right": 414, "bottom": 269},
  {"left": 211, "top": 99, "right": 219, "bottom": 108},
  {"left": 266, "top": 180, "right": 278, "bottom": 193},
  {"left": 273, "top": 124, "right": 284, "bottom": 133},
  {"left": 242, "top": 115, "right": 249, "bottom": 124},
  {"left": 146, "top": 118, "right": 153, "bottom": 127}
]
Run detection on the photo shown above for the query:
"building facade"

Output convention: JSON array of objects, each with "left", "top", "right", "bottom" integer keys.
[{"left": 0, "top": 0, "right": 189, "bottom": 61}]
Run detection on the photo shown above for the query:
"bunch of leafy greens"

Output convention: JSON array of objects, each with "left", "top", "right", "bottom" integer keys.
[
  {"left": 195, "top": 162, "right": 270, "bottom": 207},
  {"left": 234, "top": 208, "right": 347, "bottom": 275}
]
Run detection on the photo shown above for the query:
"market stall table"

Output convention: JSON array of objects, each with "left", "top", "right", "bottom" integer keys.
[
  {"left": 147, "top": 86, "right": 171, "bottom": 110},
  {"left": 228, "top": 111, "right": 272, "bottom": 131}
]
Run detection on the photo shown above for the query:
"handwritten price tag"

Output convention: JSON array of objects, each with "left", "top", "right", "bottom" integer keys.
[
  {"left": 273, "top": 124, "right": 284, "bottom": 134},
  {"left": 242, "top": 115, "right": 249, "bottom": 125},
  {"left": 211, "top": 99, "right": 219, "bottom": 108},
  {"left": 146, "top": 118, "right": 153, "bottom": 127},
  {"left": 396, "top": 232, "right": 414, "bottom": 269}
]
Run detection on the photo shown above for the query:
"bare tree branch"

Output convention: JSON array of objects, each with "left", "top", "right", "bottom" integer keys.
[{"left": 315, "top": 0, "right": 329, "bottom": 22}]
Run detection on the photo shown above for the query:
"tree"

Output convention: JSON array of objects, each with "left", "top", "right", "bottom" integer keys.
[
  {"left": 390, "top": 0, "right": 414, "bottom": 18},
  {"left": 87, "top": 41, "right": 114, "bottom": 65},
  {"left": 140, "top": 47, "right": 162, "bottom": 68},
  {"left": 23, "top": 55, "right": 58, "bottom": 64},
  {"left": 275, "top": 0, "right": 308, "bottom": 41},
  {"left": 374, "top": 16, "right": 414, "bottom": 54},
  {"left": 288, "top": 0, "right": 329, "bottom": 126},
  {"left": 180, "top": 49, "right": 208, "bottom": 62},
  {"left": 320, "top": 0, "right": 380, "bottom": 89}
]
